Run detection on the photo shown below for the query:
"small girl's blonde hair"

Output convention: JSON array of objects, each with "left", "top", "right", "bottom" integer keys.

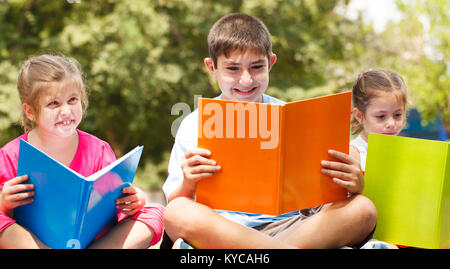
[
  {"left": 351, "top": 68, "right": 408, "bottom": 135},
  {"left": 17, "top": 54, "right": 88, "bottom": 131}
]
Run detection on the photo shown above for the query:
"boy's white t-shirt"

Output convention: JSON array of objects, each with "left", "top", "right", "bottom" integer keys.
[
  {"left": 350, "top": 134, "right": 368, "bottom": 171},
  {"left": 162, "top": 94, "right": 300, "bottom": 227}
]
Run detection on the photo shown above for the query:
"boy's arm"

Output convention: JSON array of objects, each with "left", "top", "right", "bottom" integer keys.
[
  {"left": 349, "top": 146, "right": 361, "bottom": 165},
  {"left": 320, "top": 150, "right": 364, "bottom": 194},
  {"left": 168, "top": 148, "right": 221, "bottom": 202}
]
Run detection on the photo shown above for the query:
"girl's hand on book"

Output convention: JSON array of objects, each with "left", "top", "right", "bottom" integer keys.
[
  {"left": 116, "top": 186, "right": 146, "bottom": 216},
  {"left": 320, "top": 150, "right": 364, "bottom": 194},
  {"left": 0, "top": 175, "right": 34, "bottom": 216}
]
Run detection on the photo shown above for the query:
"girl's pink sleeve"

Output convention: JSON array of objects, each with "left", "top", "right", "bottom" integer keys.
[
  {"left": 0, "top": 148, "right": 17, "bottom": 190},
  {"left": 98, "top": 142, "right": 117, "bottom": 169},
  {"left": 0, "top": 149, "right": 18, "bottom": 232}
]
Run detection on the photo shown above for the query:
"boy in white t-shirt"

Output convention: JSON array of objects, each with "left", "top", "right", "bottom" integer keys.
[{"left": 163, "top": 13, "right": 377, "bottom": 249}]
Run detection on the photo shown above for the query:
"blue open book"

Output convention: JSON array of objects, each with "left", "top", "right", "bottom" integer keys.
[{"left": 14, "top": 139, "right": 143, "bottom": 249}]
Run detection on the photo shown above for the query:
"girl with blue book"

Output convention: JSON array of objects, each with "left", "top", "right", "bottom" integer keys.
[{"left": 0, "top": 54, "right": 164, "bottom": 248}]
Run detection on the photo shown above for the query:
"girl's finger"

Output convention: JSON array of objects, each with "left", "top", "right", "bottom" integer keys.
[
  {"left": 11, "top": 197, "right": 34, "bottom": 208},
  {"left": 121, "top": 207, "right": 139, "bottom": 216},
  {"left": 117, "top": 201, "right": 140, "bottom": 210},
  {"left": 4, "top": 175, "right": 29, "bottom": 187},
  {"left": 9, "top": 191, "right": 35, "bottom": 202},
  {"left": 116, "top": 194, "right": 139, "bottom": 205},
  {"left": 8, "top": 184, "right": 34, "bottom": 195},
  {"left": 121, "top": 186, "right": 137, "bottom": 195}
]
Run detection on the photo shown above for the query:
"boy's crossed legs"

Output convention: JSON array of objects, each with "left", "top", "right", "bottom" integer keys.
[{"left": 164, "top": 194, "right": 377, "bottom": 249}]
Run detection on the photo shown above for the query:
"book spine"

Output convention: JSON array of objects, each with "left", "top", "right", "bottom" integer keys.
[
  {"left": 72, "top": 180, "right": 93, "bottom": 247},
  {"left": 277, "top": 106, "right": 286, "bottom": 215},
  {"left": 438, "top": 144, "right": 450, "bottom": 248}
]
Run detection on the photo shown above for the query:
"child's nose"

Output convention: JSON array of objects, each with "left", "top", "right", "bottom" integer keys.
[
  {"left": 385, "top": 117, "right": 396, "bottom": 128},
  {"left": 60, "top": 103, "right": 71, "bottom": 115},
  {"left": 239, "top": 70, "right": 253, "bottom": 86}
]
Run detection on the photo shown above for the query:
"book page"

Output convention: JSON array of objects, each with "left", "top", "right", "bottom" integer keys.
[
  {"left": 364, "top": 134, "right": 449, "bottom": 248},
  {"left": 280, "top": 92, "right": 350, "bottom": 213},
  {"left": 197, "top": 98, "right": 282, "bottom": 215}
]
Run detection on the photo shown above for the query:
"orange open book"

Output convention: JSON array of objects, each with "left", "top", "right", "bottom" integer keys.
[{"left": 197, "top": 92, "right": 351, "bottom": 215}]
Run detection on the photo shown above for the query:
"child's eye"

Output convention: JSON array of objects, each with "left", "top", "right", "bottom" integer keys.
[
  {"left": 252, "top": 65, "right": 264, "bottom": 70},
  {"left": 47, "top": 100, "right": 59, "bottom": 107},
  {"left": 375, "top": 115, "right": 385, "bottom": 119},
  {"left": 226, "top": 66, "right": 239, "bottom": 71},
  {"left": 394, "top": 113, "right": 403, "bottom": 118},
  {"left": 68, "top": 97, "right": 79, "bottom": 104}
]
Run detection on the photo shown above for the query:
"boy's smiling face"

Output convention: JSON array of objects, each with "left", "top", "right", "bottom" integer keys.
[{"left": 205, "top": 49, "right": 276, "bottom": 103}]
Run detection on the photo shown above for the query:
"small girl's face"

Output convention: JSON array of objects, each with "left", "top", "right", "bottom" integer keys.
[
  {"left": 29, "top": 81, "right": 83, "bottom": 138},
  {"left": 356, "top": 92, "right": 406, "bottom": 141}
]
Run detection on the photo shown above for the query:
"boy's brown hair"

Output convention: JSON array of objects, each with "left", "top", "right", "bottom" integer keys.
[
  {"left": 17, "top": 54, "right": 88, "bottom": 131},
  {"left": 207, "top": 13, "right": 273, "bottom": 68}
]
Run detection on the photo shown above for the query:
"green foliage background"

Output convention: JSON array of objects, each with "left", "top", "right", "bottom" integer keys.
[{"left": 0, "top": 0, "right": 448, "bottom": 192}]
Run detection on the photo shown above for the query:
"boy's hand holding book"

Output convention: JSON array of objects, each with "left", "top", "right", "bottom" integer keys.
[
  {"left": 320, "top": 150, "right": 364, "bottom": 195},
  {"left": 180, "top": 148, "right": 221, "bottom": 196}
]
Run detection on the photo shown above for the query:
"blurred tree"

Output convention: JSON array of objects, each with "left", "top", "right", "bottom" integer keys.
[
  {"left": 332, "top": 0, "right": 449, "bottom": 126},
  {"left": 0, "top": 0, "right": 447, "bottom": 190},
  {"left": 394, "top": 0, "right": 449, "bottom": 128}
]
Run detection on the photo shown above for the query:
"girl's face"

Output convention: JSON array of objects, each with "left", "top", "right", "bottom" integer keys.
[
  {"left": 27, "top": 81, "right": 83, "bottom": 138},
  {"left": 355, "top": 92, "right": 406, "bottom": 141}
]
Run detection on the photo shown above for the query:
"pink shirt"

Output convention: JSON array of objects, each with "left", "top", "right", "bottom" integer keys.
[
  {"left": 0, "top": 129, "right": 116, "bottom": 189},
  {"left": 0, "top": 130, "right": 164, "bottom": 246}
]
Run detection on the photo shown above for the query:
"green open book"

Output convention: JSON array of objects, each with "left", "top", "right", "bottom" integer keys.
[{"left": 364, "top": 134, "right": 450, "bottom": 248}]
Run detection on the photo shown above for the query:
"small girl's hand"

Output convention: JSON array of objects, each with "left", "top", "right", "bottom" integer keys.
[
  {"left": 0, "top": 175, "right": 35, "bottom": 216},
  {"left": 116, "top": 186, "right": 147, "bottom": 216},
  {"left": 320, "top": 150, "right": 364, "bottom": 194}
]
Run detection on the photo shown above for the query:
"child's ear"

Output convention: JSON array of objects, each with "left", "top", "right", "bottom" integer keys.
[
  {"left": 352, "top": 107, "right": 363, "bottom": 123},
  {"left": 23, "top": 103, "right": 35, "bottom": 122},
  {"left": 268, "top": 54, "right": 277, "bottom": 71},
  {"left": 204, "top": 58, "right": 215, "bottom": 76}
]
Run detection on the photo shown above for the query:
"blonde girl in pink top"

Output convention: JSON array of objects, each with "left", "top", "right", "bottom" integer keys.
[{"left": 0, "top": 54, "right": 164, "bottom": 248}]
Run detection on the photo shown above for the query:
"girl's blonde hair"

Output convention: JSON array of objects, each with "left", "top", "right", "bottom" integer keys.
[
  {"left": 351, "top": 68, "right": 408, "bottom": 135},
  {"left": 17, "top": 54, "right": 88, "bottom": 131}
]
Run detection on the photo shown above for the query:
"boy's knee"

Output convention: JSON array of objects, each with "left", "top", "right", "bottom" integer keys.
[
  {"left": 164, "top": 197, "right": 190, "bottom": 227},
  {"left": 163, "top": 197, "right": 203, "bottom": 240},
  {"left": 351, "top": 195, "right": 377, "bottom": 229}
]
